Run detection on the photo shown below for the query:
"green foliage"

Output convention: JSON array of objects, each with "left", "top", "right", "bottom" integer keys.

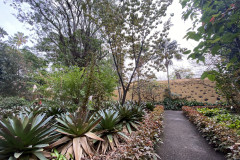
[
  {"left": 102, "top": 0, "right": 173, "bottom": 105},
  {"left": 181, "top": 0, "right": 240, "bottom": 109},
  {"left": 95, "top": 109, "right": 127, "bottom": 154},
  {"left": 96, "top": 109, "right": 121, "bottom": 132},
  {"left": 0, "top": 96, "right": 29, "bottom": 109},
  {"left": 11, "top": 0, "right": 109, "bottom": 67},
  {"left": 50, "top": 112, "right": 103, "bottom": 159},
  {"left": 145, "top": 102, "right": 155, "bottom": 111},
  {"left": 163, "top": 97, "right": 211, "bottom": 110},
  {"left": 183, "top": 106, "right": 240, "bottom": 159},
  {"left": 51, "top": 149, "right": 71, "bottom": 160},
  {"left": 33, "top": 65, "right": 117, "bottom": 110},
  {"left": 116, "top": 103, "right": 144, "bottom": 134},
  {"left": 136, "top": 80, "right": 165, "bottom": 104},
  {"left": 56, "top": 112, "right": 101, "bottom": 137},
  {"left": 0, "top": 113, "right": 58, "bottom": 159},
  {"left": 0, "top": 31, "right": 46, "bottom": 97},
  {"left": 0, "top": 42, "right": 26, "bottom": 96},
  {"left": 0, "top": 27, "right": 8, "bottom": 40},
  {"left": 197, "top": 108, "right": 228, "bottom": 117}
]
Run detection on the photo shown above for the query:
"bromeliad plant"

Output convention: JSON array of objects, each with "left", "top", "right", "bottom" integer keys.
[
  {"left": 116, "top": 103, "right": 144, "bottom": 134},
  {"left": 0, "top": 113, "right": 58, "bottom": 160},
  {"left": 47, "top": 112, "right": 104, "bottom": 159},
  {"left": 95, "top": 109, "right": 128, "bottom": 154}
]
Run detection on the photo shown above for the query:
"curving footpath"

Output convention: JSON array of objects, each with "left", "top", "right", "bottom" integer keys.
[{"left": 156, "top": 110, "right": 226, "bottom": 160}]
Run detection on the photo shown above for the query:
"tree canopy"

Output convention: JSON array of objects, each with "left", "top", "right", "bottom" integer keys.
[{"left": 181, "top": 0, "right": 240, "bottom": 106}]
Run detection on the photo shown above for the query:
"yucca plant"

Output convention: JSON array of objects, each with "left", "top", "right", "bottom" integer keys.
[
  {"left": 94, "top": 109, "right": 128, "bottom": 154},
  {"left": 116, "top": 103, "right": 144, "bottom": 134},
  {"left": 47, "top": 112, "right": 103, "bottom": 159},
  {"left": 0, "top": 113, "right": 58, "bottom": 160}
]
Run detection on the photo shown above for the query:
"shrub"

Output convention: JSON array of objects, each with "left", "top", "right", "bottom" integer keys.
[
  {"left": 162, "top": 97, "right": 212, "bottom": 110},
  {"left": 145, "top": 102, "right": 155, "bottom": 111},
  {"left": 0, "top": 96, "right": 29, "bottom": 109},
  {"left": 197, "top": 108, "right": 228, "bottom": 117},
  {"left": 183, "top": 106, "right": 240, "bottom": 159}
]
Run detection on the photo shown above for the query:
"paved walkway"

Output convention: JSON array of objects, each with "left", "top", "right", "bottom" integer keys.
[{"left": 156, "top": 111, "right": 226, "bottom": 160}]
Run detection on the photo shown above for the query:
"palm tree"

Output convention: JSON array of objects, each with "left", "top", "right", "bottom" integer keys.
[
  {"left": 158, "top": 39, "right": 182, "bottom": 96},
  {"left": 12, "top": 32, "right": 28, "bottom": 49}
]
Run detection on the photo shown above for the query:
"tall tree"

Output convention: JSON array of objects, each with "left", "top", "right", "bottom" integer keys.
[
  {"left": 180, "top": 0, "right": 240, "bottom": 107},
  {"left": 10, "top": 0, "right": 109, "bottom": 67},
  {"left": 102, "top": 0, "right": 173, "bottom": 105},
  {"left": 0, "top": 29, "right": 46, "bottom": 97},
  {"left": 152, "top": 20, "right": 185, "bottom": 96}
]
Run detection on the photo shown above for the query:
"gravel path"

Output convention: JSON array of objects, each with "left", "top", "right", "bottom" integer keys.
[{"left": 156, "top": 110, "right": 226, "bottom": 160}]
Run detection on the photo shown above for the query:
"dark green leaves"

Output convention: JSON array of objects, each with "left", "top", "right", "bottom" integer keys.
[
  {"left": 201, "top": 71, "right": 219, "bottom": 81},
  {"left": 0, "top": 113, "right": 57, "bottom": 159},
  {"left": 56, "top": 112, "right": 101, "bottom": 137}
]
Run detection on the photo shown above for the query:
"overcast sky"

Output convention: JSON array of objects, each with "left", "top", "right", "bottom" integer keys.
[{"left": 0, "top": 0, "right": 202, "bottom": 80}]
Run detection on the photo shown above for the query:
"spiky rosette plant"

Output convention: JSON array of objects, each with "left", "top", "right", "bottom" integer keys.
[
  {"left": 48, "top": 112, "right": 103, "bottom": 159},
  {"left": 0, "top": 113, "right": 58, "bottom": 160},
  {"left": 116, "top": 103, "right": 144, "bottom": 134},
  {"left": 94, "top": 109, "right": 128, "bottom": 154}
]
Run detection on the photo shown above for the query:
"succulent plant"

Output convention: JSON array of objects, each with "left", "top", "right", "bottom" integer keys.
[
  {"left": 0, "top": 113, "right": 58, "bottom": 160},
  {"left": 95, "top": 109, "right": 128, "bottom": 154},
  {"left": 48, "top": 112, "right": 103, "bottom": 159}
]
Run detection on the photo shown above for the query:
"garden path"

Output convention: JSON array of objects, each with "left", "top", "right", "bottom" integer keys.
[{"left": 156, "top": 110, "right": 226, "bottom": 160}]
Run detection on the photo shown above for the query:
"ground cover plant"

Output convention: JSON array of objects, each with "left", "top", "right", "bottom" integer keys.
[{"left": 183, "top": 106, "right": 240, "bottom": 159}]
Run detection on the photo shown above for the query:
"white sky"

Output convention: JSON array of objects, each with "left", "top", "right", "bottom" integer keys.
[{"left": 0, "top": 0, "right": 203, "bottom": 80}]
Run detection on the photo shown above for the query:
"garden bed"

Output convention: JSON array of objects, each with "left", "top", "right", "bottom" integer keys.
[
  {"left": 95, "top": 105, "right": 164, "bottom": 159},
  {"left": 182, "top": 106, "right": 240, "bottom": 160},
  {"left": 0, "top": 102, "right": 164, "bottom": 160}
]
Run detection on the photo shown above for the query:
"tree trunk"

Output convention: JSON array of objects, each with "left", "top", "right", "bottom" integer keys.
[
  {"left": 166, "top": 65, "right": 171, "bottom": 98},
  {"left": 137, "top": 71, "right": 141, "bottom": 105},
  {"left": 121, "top": 89, "right": 127, "bottom": 105},
  {"left": 131, "top": 81, "right": 135, "bottom": 101}
]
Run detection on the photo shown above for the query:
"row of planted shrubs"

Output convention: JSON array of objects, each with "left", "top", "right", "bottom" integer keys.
[
  {"left": 182, "top": 106, "right": 240, "bottom": 160},
  {"left": 161, "top": 97, "right": 228, "bottom": 110},
  {"left": 0, "top": 101, "right": 163, "bottom": 159}
]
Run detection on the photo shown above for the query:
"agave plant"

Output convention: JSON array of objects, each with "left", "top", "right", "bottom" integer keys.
[
  {"left": 0, "top": 113, "right": 58, "bottom": 160},
  {"left": 95, "top": 109, "right": 128, "bottom": 154},
  {"left": 45, "top": 106, "right": 66, "bottom": 117},
  {"left": 23, "top": 105, "right": 45, "bottom": 116},
  {"left": 47, "top": 112, "right": 103, "bottom": 159},
  {"left": 116, "top": 103, "right": 144, "bottom": 134}
]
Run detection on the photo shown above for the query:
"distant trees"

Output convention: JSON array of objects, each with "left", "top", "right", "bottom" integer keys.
[
  {"left": 170, "top": 68, "right": 195, "bottom": 79},
  {"left": 0, "top": 30, "right": 46, "bottom": 97}
]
